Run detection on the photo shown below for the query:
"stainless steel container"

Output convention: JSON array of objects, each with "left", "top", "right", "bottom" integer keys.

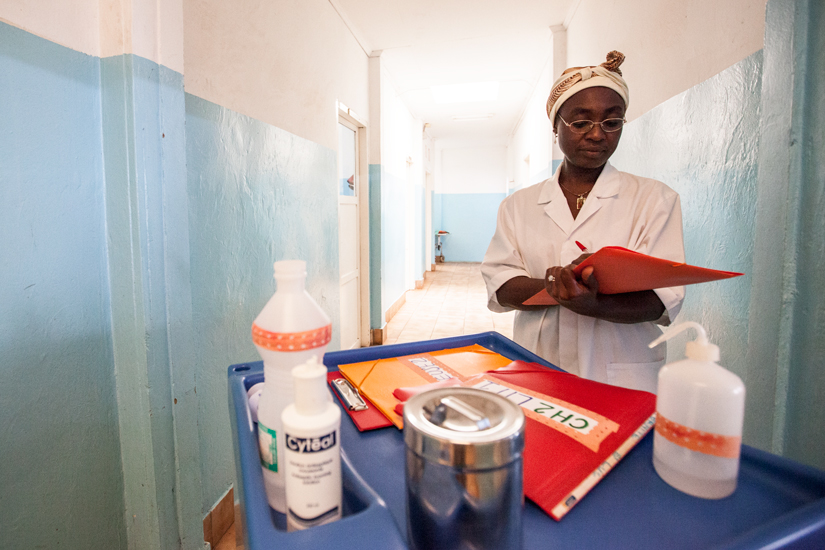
[{"left": 403, "top": 387, "right": 526, "bottom": 550}]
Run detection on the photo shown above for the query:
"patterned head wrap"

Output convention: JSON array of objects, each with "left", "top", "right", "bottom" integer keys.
[{"left": 546, "top": 51, "right": 629, "bottom": 126}]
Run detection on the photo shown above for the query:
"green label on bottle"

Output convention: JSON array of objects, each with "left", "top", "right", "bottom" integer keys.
[{"left": 258, "top": 422, "right": 278, "bottom": 472}]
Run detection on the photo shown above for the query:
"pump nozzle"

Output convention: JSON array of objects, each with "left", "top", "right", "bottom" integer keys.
[{"left": 649, "top": 321, "right": 720, "bottom": 362}]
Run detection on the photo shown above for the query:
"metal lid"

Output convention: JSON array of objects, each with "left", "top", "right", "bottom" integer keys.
[{"left": 403, "top": 387, "right": 525, "bottom": 469}]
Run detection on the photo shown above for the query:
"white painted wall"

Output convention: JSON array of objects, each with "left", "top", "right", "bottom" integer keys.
[
  {"left": 566, "top": 0, "right": 767, "bottom": 121},
  {"left": 1, "top": 0, "right": 184, "bottom": 73},
  {"left": 0, "top": 0, "right": 100, "bottom": 57},
  {"left": 182, "top": 0, "right": 369, "bottom": 151},
  {"left": 100, "top": 0, "right": 185, "bottom": 73},
  {"left": 381, "top": 67, "right": 419, "bottom": 180},
  {"left": 507, "top": 55, "right": 555, "bottom": 192},
  {"left": 506, "top": 0, "right": 767, "bottom": 191},
  {"left": 441, "top": 146, "right": 507, "bottom": 195},
  {"left": 379, "top": 65, "right": 425, "bottom": 289}
]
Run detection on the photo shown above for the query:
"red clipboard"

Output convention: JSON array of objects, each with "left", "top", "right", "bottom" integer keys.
[
  {"left": 327, "top": 371, "right": 393, "bottom": 431},
  {"left": 524, "top": 246, "right": 743, "bottom": 306}
]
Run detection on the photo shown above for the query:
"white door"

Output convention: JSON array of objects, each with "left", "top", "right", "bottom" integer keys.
[{"left": 338, "top": 119, "right": 361, "bottom": 349}]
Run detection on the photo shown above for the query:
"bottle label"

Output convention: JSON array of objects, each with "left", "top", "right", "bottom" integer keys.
[
  {"left": 286, "top": 432, "right": 337, "bottom": 454},
  {"left": 258, "top": 422, "right": 278, "bottom": 472},
  {"left": 468, "top": 375, "right": 619, "bottom": 453},
  {"left": 252, "top": 323, "right": 332, "bottom": 352},
  {"left": 655, "top": 413, "right": 741, "bottom": 458},
  {"left": 284, "top": 428, "right": 341, "bottom": 530}
]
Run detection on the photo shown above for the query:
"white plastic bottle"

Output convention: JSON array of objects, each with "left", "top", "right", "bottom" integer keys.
[
  {"left": 648, "top": 322, "right": 746, "bottom": 499},
  {"left": 282, "top": 357, "right": 342, "bottom": 531},
  {"left": 253, "top": 260, "right": 331, "bottom": 513}
]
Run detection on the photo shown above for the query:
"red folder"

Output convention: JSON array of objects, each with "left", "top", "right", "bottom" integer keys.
[
  {"left": 394, "top": 361, "right": 657, "bottom": 521},
  {"left": 523, "top": 246, "right": 743, "bottom": 306},
  {"left": 480, "top": 361, "right": 656, "bottom": 520}
]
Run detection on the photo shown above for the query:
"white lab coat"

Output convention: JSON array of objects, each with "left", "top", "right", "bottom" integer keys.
[{"left": 481, "top": 162, "right": 685, "bottom": 393}]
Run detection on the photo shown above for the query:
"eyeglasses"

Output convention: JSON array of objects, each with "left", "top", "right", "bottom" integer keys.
[{"left": 558, "top": 115, "right": 626, "bottom": 134}]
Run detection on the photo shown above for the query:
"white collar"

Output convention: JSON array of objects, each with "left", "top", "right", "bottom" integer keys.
[{"left": 538, "top": 161, "right": 621, "bottom": 235}]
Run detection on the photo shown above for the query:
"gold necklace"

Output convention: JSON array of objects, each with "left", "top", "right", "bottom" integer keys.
[{"left": 558, "top": 180, "right": 592, "bottom": 210}]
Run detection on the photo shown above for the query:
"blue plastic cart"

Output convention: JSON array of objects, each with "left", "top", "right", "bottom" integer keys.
[{"left": 228, "top": 332, "right": 825, "bottom": 549}]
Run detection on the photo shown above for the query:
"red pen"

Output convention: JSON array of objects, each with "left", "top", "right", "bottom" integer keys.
[{"left": 575, "top": 241, "right": 589, "bottom": 253}]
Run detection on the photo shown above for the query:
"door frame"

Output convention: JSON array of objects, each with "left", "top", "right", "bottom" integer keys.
[{"left": 337, "top": 103, "right": 371, "bottom": 348}]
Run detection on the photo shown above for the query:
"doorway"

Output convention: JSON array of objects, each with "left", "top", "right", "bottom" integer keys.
[{"left": 337, "top": 107, "right": 369, "bottom": 349}]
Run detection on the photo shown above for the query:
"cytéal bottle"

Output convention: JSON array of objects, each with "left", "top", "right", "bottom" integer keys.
[
  {"left": 282, "top": 356, "right": 342, "bottom": 531},
  {"left": 253, "top": 260, "right": 331, "bottom": 513},
  {"left": 648, "top": 322, "right": 745, "bottom": 499}
]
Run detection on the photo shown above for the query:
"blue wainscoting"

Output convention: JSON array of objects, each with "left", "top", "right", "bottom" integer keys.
[
  {"left": 0, "top": 22, "right": 125, "bottom": 549},
  {"left": 185, "top": 94, "right": 340, "bottom": 512},
  {"left": 436, "top": 193, "right": 506, "bottom": 262}
]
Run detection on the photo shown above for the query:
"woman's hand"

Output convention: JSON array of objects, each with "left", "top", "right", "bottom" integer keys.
[
  {"left": 544, "top": 259, "right": 600, "bottom": 317},
  {"left": 545, "top": 254, "right": 666, "bottom": 323}
]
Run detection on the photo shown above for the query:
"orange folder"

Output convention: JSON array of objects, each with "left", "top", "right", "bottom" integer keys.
[
  {"left": 337, "top": 344, "right": 514, "bottom": 429},
  {"left": 523, "top": 246, "right": 743, "bottom": 306}
]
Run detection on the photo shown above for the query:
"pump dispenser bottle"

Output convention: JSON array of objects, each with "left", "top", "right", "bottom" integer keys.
[
  {"left": 649, "top": 322, "right": 745, "bottom": 499},
  {"left": 282, "top": 357, "right": 342, "bottom": 531},
  {"left": 253, "top": 260, "right": 331, "bottom": 513}
]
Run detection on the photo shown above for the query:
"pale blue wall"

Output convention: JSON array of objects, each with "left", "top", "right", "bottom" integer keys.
[
  {"left": 437, "top": 193, "right": 506, "bottom": 262},
  {"left": 415, "top": 181, "right": 425, "bottom": 277},
  {"left": 380, "top": 168, "right": 407, "bottom": 315},
  {"left": 433, "top": 191, "right": 443, "bottom": 235},
  {"left": 782, "top": 0, "right": 825, "bottom": 466},
  {"left": 611, "top": 50, "right": 762, "bottom": 387},
  {"left": 430, "top": 189, "right": 439, "bottom": 264},
  {"left": 369, "top": 164, "right": 383, "bottom": 327},
  {"left": 0, "top": 20, "right": 343, "bottom": 548},
  {"left": 611, "top": 0, "right": 825, "bottom": 471},
  {"left": 185, "top": 94, "right": 341, "bottom": 511},
  {"left": 744, "top": 0, "right": 825, "bottom": 469},
  {"left": 0, "top": 23, "right": 126, "bottom": 549}
]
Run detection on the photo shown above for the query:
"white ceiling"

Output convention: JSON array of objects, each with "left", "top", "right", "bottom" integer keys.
[{"left": 331, "top": 0, "right": 578, "bottom": 146}]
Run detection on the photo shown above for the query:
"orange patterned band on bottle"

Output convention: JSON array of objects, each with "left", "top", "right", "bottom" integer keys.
[
  {"left": 655, "top": 413, "right": 741, "bottom": 459},
  {"left": 251, "top": 323, "right": 332, "bottom": 352}
]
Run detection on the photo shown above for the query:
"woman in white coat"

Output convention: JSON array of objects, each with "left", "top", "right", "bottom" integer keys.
[{"left": 481, "top": 51, "right": 685, "bottom": 393}]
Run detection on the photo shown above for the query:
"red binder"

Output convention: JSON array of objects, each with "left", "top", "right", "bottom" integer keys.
[
  {"left": 394, "top": 361, "right": 657, "bottom": 521},
  {"left": 523, "top": 246, "right": 743, "bottom": 306}
]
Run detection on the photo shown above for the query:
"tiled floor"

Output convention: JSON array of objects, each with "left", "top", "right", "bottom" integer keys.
[
  {"left": 214, "top": 263, "right": 513, "bottom": 550},
  {"left": 384, "top": 262, "right": 514, "bottom": 345}
]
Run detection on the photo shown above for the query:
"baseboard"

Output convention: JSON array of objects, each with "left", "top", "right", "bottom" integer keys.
[
  {"left": 204, "top": 487, "right": 234, "bottom": 548},
  {"left": 385, "top": 292, "right": 406, "bottom": 323},
  {"left": 415, "top": 279, "right": 424, "bottom": 289},
  {"left": 371, "top": 327, "right": 386, "bottom": 345},
  {"left": 430, "top": 263, "right": 437, "bottom": 272}
]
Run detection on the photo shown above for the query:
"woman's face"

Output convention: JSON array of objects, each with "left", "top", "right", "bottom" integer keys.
[{"left": 555, "top": 87, "right": 626, "bottom": 170}]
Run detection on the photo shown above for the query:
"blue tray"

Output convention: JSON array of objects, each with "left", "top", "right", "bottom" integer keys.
[{"left": 228, "top": 332, "right": 825, "bottom": 549}]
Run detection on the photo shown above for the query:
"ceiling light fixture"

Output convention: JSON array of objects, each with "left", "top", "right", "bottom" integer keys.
[
  {"left": 431, "top": 81, "right": 499, "bottom": 104},
  {"left": 451, "top": 114, "right": 496, "bottom": 121}
]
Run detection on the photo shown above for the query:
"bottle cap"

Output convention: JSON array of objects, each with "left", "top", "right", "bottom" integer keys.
[
  {"left": 274, "top": 259, "right": 307, "bottom": 279},
  {"left": 292, "top": 356, "right": 330, "bottom": 416},
  {"left": 649, "top": 321, "right": 720, "bottom": 362}
]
